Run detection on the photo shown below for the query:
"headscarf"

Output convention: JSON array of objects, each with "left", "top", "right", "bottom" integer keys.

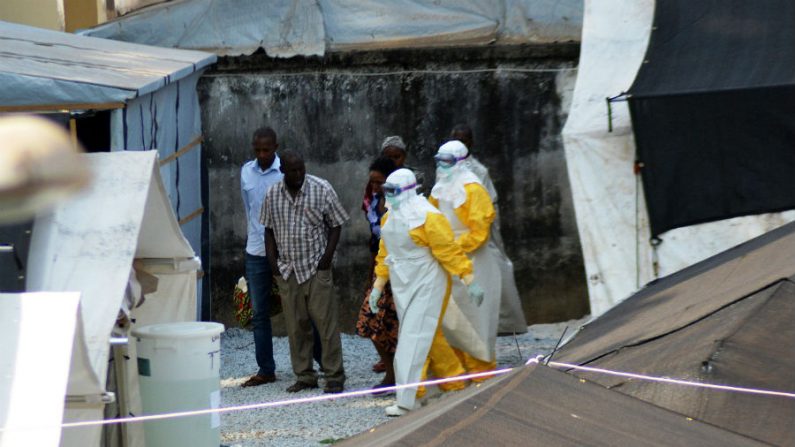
[
  {"left": 384, "top": 168, "right": 439, "bottom": 229},
  {"left": 430, "top": 140, "right": 481, "bottom": 208},
  {"left": 381, "top": 135, "right": 406, "bottom": 151}
]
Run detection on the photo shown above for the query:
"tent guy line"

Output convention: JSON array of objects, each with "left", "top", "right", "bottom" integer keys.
[
  {"left": 203, "top": 66, "right": 578, "bottom": 78},
  {"left": 3, "top": 369, "right": 515, "bottom": 432},
  {"left": 3, "top": 358, "right": 793, "bottom": 433},
  {"left": 528, "top": 357, "right": 795, "bottom": 399}
]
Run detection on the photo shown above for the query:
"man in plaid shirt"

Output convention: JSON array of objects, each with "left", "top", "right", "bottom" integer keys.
[{"left": 262, "top": 151, "right": 350, "bottom": 393}]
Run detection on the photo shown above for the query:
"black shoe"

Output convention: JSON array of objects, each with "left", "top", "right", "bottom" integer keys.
[
  {"left": 286, "top": 381, "right": 318, "bottom": 393},
  {"left": 323, "top": 381, "right": 344, "bottom": 394},
  {"left": 241, "top": 374, "right": 276, "bottom": 387}
]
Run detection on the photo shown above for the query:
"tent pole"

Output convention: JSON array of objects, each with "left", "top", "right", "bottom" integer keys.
[
  {"left": 69, "top": 118, "right": 78, "bottom": 151},
  {"left": 112, "top": 342, "right": 130, "bottom": 447}
]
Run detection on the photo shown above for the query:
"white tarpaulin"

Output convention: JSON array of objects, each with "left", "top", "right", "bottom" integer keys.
[
  {"left": 0, "top": 293, "right": 80, "bottom": 447},
  {"left": 25, "top": 152, "right": 198, "bottom": 447},
  {"left": 562, "top": 0, "right": 795, "bottom": 316},
  {"left": 81, "top": 0, "right": 582, "bottom": 56}
]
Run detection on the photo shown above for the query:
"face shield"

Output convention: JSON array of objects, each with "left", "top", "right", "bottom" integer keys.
[
  {"left": 383, "top": 169, "right": 418, "bottom": 210},
  {"left": 383, "top": 182, "right": 417, "bottom": 198},
  {"left": 435, "top": 140, "right": 469, "bottom": 180},
  {"left": 433, "top": 153, "right": 466, "bottom": 169}
]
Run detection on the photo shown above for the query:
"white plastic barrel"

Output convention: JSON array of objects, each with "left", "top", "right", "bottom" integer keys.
[{"left": 132, "top": 322, "right": 225, "bottom": 447}]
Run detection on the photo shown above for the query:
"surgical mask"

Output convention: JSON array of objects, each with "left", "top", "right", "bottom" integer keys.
[
  {"left": 385, "top": 194, "right": 402, "bottom": 209},
  {"left": 436, "top": 165, "right": 455, "bottom": 180}
]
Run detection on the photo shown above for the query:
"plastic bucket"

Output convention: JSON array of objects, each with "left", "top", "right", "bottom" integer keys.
[{"left": 132, "top": 322, "right": 225, "bottom": 447}]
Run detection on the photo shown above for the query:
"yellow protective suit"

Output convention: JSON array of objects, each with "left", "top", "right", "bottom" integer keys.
[
  {"left": 430, "top": 183, "right": 495, "bottom": 252},
  {"left": 430, "top": 183, "right": 499, "bottom": 378},
  {"left": 375, "top": 212, "right": 471, "bottom": 397}
]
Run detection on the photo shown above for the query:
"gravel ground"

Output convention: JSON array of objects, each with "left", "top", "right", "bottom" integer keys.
[{"left": 220, "top": 318, "right": 588, "bottom": 447}]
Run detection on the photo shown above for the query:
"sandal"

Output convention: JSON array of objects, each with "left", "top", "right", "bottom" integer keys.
[
  {"left": 370, "top": 381, "right": 395, "bottom": 396},
  {"left": 372, "top": 361, "right": 386, "bottom": 373}
]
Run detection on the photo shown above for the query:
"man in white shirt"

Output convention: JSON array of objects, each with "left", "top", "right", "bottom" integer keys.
[{"left": 240, "top": 127, "right": 283, "bottom": 387}]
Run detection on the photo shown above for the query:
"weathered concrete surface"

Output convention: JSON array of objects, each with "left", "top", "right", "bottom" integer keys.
[{"left": 199, "top": 45, "right": 588, "bottom": 333}]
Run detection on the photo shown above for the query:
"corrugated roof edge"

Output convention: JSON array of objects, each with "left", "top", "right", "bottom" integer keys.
[{"left": 2, "top": 20, "right": 216, "bottom": 100}]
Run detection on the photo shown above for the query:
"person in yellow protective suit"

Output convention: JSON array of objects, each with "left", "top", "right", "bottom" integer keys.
[
  {"left": 451, "top": 123, "right": 527, "bottom": 335},
  {"left": 369, "top": 168, "right": 484, "bottom": 417},
  {"left": 429, "top": 140, "right": 501, "bottom": 379}
]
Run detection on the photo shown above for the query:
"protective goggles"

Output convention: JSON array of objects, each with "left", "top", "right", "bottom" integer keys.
[
  {"left": 383, "top": 182, "right": 417, "bottom": 197},
  {"left": 434, "top": 153, "right": 467, "bottom": 168}
]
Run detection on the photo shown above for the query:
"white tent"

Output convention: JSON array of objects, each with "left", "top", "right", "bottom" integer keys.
[
  {"left": 25, "top": 151, "right": 199, "bottom": 447},
  {"left": 0, "top": 20, "right": 216, "bottom": 315},
  {"left": 561, "top": 0, "right": 795, "bottom": 316},
  {"left": 0, "top": 292, "right": 80, "bottom": 447}
]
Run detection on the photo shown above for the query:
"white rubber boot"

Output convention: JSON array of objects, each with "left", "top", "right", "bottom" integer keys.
[{"left": 385, "top": 402, "right": 420, "bottom": 417}]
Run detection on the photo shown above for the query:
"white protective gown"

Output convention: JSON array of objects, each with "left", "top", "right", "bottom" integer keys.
[
  {"left": 437, "top": 195, "right": 502, "bottom": 362},
  {"left": 467, "top": 155, "right": 528, "bottom": 334},
  {"left": 432, "top": 141, "right": 502, "bottom": 363},
  {"left": 379, "top": 171, "right": 452, "bottom": 410}
]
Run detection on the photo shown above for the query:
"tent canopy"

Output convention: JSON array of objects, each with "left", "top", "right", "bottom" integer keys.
[
  {"left": 0, "top": 20, "right": 216, "bottom": 109},
  {"left": 627, "top": 0, "right": 795, "bottom": 236},
  {"left": 80, "top": 0, "right": 582, "bottom": 57},
  {"left": 561, "top": 0, "right": 795, "bottom": 317},
  {"left": 557, "top": 220, "right": 795, "bottom": 445},
  {"left": 27, "top": 150, "right": 196, "bottom": 394},
  {"left": 339, "top": 364, "right": 764, "bottom": 447},
  {"left": 25, "top": 151, "right": 199, "bottom": 446}
]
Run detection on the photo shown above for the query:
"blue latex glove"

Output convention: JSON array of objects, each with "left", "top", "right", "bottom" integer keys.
[
  {"left": 467, "top": 282, "right": 484, "bottom": 307},
  {"left": 369, "top": 288, "right": 382, "bottom": 314}
]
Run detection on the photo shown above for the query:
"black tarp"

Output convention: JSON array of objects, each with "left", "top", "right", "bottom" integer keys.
[
  {"left": 338, "top": 365, "right": 764, "bottom": 447},
  {"left": 340, "top": 222, "right": 795, "bottom": 446},
  {"left": 557, "top": 220, "right": 795, "bottom": 445},
  {"left": 627, "top": 0, "right": 795, "bottom": 237}
]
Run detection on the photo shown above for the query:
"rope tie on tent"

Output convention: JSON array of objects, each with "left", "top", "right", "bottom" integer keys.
[
  {"left": 605, "top": 92, "right": 629, "bottom": 132},
  {"left": 3, "top": 357, "right": 793, "bottom": 432},
  {"left": 650, "top": 236, "right": 662, "bottom": 278}
]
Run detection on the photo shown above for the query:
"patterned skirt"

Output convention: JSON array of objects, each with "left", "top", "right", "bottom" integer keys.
[{"left": 355, "top": 272, "right": 399, "bottom": 354}]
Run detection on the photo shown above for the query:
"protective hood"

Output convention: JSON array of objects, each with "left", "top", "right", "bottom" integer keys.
[
  {"left": 431, "top": 140, "right": 481, "bottom": 208},
  {"left": 385, "top": 168, "right": 439, "bottom": 229}
]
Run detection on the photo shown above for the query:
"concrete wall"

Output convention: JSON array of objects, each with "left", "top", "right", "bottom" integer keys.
[
  {"left": 199, "top": 45, "right": 589, "bottom": 333},
  {"left": 64, "top": 0, "right": 99, "bottom": 32},
  {"left": 0, "top": 0, "right": 64, "bottom": 30}
]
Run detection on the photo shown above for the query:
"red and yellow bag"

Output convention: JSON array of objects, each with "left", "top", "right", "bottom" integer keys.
[{"left": 233, "top": 276, "right": 283, "bottom": 328}]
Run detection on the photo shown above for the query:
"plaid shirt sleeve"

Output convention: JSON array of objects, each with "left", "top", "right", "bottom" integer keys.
[
  {"left": 323, "top": 184, "right": 350, "bottom": 228},
  {"left": 259, "top": 187, "right": 273, "bottom": 228}
]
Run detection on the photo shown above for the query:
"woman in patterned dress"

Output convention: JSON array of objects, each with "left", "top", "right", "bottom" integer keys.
[{"left": 355, "top": 156, "right": 398, "bottom": 390}]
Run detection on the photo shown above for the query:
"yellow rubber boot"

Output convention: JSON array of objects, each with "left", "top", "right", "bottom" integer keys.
[
  {"left": 453, "top": 347, "right": 497, "bottom": 383},
  {"left": 426, "top": 279, "right": 468, "bottom": 392}
]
